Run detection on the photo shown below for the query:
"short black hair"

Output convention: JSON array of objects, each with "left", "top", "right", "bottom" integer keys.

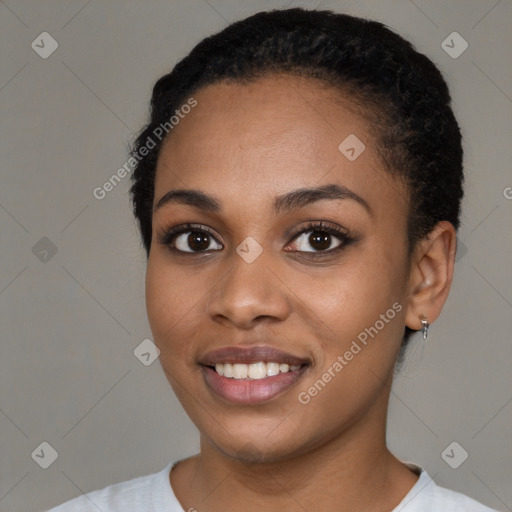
[{"left": 129, "top": 8, "right": 463, "bottom": 353}]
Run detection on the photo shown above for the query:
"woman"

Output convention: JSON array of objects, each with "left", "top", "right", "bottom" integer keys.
[{"left": 47, "top": 7, "right": 500, "bottom": 512}]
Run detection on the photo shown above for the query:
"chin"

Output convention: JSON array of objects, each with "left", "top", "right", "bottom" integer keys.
[
  {"left": 202, "top": 416, "right": 321, "bottom": 466},
  {"left": 214, "top": 437, "right": 301, "bottom": 466}
]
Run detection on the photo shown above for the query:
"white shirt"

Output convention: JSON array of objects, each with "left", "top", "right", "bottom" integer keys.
[{"left": 45, "top": 460, "right": 500, "bottom": 511}]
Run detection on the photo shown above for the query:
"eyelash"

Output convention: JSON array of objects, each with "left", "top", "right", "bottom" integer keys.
[{"left": 157, "top": 221, "right": 355, "bottom": 258}]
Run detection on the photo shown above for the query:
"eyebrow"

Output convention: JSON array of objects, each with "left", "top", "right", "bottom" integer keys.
[{"left": 154, "top": 183, "right": 371, "bottom": 216}]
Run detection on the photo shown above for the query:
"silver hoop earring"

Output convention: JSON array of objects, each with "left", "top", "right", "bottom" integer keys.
[{"left": 421, "top": 317, "right": 429, "bottom": 341}]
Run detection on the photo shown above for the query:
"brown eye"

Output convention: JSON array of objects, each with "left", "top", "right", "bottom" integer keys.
[
  {"left": 158, "top": 224, "right": 223, "bottom": 253},
  {"left": 308, "top": 231, "right": 332, "bottom": 251},
  {"left": 186, "top": 232, "right": 211, "bottom": 252},
  {"left": 173, "top": 230, "right": 222, "bottom": 253},
  {"left": 291, "top": 228, "right": 345, "bottom": 253}
]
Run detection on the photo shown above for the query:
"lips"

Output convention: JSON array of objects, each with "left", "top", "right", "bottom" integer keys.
[
  {"left": 199, "top": 345, "right": 310, "bottom": 405},
  {"left": 200, "top": 345, "right": 309, "bottom": 366}
]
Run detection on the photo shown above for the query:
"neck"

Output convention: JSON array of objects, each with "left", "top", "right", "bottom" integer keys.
[{"left": 171, "top": 388, "right": 419, "bottom": 512}]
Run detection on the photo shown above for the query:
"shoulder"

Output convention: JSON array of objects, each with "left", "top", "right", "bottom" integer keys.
[
  {"left": 45, "top": 472, "right": 155, "bottom": 512},
  {"left": 430, "top": 482, "right": 500, "bottom": 511},
  {"left": 45, "top": 461, "right": 178, "bottom": 512},
  {"left": 395, "top": 464, "right": 501, "bottom": 512}
]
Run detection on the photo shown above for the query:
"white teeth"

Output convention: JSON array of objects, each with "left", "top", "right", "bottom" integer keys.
[
  {"left": 233, "top": 363, "right": 248, "bottom": 379},
  {"left": 223, "top": 363, "right": 233, "bottom": 378},
  {"left": 212, "top": 361, "right": 302, "bottom": 379},
  {"left": 266, "top": 362, "right": 280, "bottom": 376},
  {"left": 248, "top": 362, "right": 267, "bottom": 379}
]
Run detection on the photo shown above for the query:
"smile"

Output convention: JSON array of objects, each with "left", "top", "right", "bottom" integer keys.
[
  {"left": 199, "top": 345, "right": 310, "bottom": 404},
  {"left": 213, "top": 362, "right": 301, "bottom": 380}
]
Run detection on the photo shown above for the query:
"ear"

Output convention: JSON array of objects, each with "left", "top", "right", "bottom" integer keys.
[{"left": 405, "top": 221, "right": 457, "bottom": 331}]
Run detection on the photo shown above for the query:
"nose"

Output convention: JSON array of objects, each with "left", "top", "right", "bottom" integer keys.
[{"left": 207, "top": 248, "right": 292, "bottom": 329}]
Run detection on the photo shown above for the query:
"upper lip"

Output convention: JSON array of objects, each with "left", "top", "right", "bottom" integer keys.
[{"left": 199, "top": 345, "right": 310, "bottom": 366}]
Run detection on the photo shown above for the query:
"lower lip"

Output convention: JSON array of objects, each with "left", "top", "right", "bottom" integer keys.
[{"left": 202, "top": 366, "right": 307, "bottom": 405}]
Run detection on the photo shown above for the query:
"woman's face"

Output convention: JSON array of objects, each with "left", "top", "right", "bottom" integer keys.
[{"left": 146, "top": 74, "right": 413, "bottom": 462}]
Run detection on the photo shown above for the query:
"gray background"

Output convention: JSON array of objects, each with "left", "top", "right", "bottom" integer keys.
[{"left": 1, "top": 1, "right": 511, "bottom": 511}]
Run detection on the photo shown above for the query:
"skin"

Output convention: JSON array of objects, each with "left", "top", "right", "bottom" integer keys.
[{"left": 145, "top": 74, "right": 457, "bottom": 511}]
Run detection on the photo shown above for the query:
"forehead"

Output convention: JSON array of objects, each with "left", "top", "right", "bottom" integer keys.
[{"left": 154, "top": 74, "right": 408, "bottom": 219}]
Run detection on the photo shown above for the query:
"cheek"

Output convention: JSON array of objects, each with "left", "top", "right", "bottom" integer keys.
[
  {"left": 145, "top": 255, "right": 198, "bottom": 348},
  {"left": 145, "top": 259, "right": 171, "bottom": 338},
  {"left": 298, "top": 260, "right": 396, "bottom": 325},
  {"left": 295, "top": 248, "right": 407, "bottom": 363}
]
